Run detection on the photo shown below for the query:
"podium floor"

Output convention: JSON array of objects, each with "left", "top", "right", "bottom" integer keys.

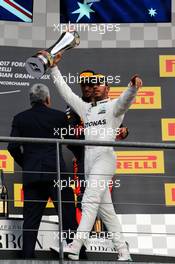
[
  {"left": 0, "top": 261, "right": 175, "bottom": 264},
  {"left": 0, "top": 252, "right": 175, "bottom": 263}
]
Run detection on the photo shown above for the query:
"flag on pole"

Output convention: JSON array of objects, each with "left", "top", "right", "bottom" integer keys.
[
  {"left": 0, "top": 0, "right": 33, "bottom": 22},
  {"left": 60, "top": 0, "right": 171, "bottom": 23}
]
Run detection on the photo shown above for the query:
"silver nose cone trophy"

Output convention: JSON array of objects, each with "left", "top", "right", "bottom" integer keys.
[{"left": 25, "top": 31, "right": 80, "bottom": 78}]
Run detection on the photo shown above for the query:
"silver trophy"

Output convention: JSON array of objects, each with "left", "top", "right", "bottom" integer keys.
[{"left": 25, "top": 31, "right": 80, "bottom": 78}]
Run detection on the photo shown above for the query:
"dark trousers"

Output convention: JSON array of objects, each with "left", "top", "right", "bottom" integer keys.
[{"left": 23, "top": 181, "right": 78, "bottom": 258}]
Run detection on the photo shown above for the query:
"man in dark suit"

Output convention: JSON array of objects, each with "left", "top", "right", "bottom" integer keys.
[{"left": 8, "top": 83, "right": 77, "bottom": 258}]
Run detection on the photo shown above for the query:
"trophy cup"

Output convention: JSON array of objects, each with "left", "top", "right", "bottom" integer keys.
[{"left": 25, "top": 31, "right": 80, "bottom": 79}]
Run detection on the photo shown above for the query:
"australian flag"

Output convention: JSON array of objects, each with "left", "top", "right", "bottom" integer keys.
[
  {"left": 60, "top": 0, "right": 171, "bottom": 23},
  {"left": 0, "top": 0, "right": 33, "bottom": 22}
]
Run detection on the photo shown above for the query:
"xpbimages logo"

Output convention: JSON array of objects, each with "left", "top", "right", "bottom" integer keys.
[
  {"left": 52, "top": 74, "right": 121, "bottom": 85},
  {"left": 53, "top": 230, "right": 114, "bottom": 243},
  {"left": 53, "top": 21, "right": 120, "bottom": 35},
  {"left": 53, "top": 178, "right": 121, "bottom": 191},
  {"left": 53, "top": 125, "right": 121, "bottom": 139}
]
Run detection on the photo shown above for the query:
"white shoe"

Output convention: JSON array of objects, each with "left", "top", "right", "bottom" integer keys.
[
  {"left": 64, "top": 242, "right": 81, "bottom": 260},
  {"left": 118, "top": 242, "right": 132, "bottom": 262},
  {"left": 50, "top": 240, "right": 67, "bottom": 254}
]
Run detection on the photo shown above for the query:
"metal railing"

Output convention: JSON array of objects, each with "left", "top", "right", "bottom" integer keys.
[{"left": 1, "top": 136, "right": 175, "bottom": 259}]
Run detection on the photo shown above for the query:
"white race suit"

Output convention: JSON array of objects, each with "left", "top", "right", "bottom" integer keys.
[{"left": 51, "top": 66, "right": 138, "bottom": 249}]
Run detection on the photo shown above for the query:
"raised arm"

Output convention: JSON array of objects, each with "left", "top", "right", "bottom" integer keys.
[
  {"left": 50, "top": 65, "right": 88, "bottom": 118},
  {"left": 113, "top": 75, "right": 142, "bottom": 117}
]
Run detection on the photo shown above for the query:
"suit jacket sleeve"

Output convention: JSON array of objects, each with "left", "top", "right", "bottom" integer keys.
[{"left": 8, "top": 116, "right": 23, "bottom": 167}]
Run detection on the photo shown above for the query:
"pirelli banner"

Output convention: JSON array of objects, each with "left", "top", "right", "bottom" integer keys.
[{"left": 0, "top": 46, "right": 175, "bottom": 214}]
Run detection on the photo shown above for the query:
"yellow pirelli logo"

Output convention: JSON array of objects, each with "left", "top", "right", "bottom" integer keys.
[
  {"left": 14, "top": 183, "right": 54, "bottom": 208},
  {"left": 109, "top": 87, "right": 161, "bottom": 109},
  {"left": 0, "top": 150, "right": 14, "bottom": 173},
  {"left": 164, "top": 183, "right": 175, "bottom": 206},
  {"left": 159, "top": 55, "right": 175, "bottom": 77},
  {"left": 115, "top": 151, "right": 164, "bottom": 174},
  {"left": 161, "top": 118, "right": 175, "bottom": 141}
]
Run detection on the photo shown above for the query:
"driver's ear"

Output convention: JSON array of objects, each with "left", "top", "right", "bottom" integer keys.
[{"left": 46, "top": 96, "right": 51, "bottom": 107}]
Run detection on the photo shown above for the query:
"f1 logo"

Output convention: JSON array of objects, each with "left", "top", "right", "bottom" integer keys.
[{"left": 159, "top": 55, "right": 175, "bottom": 77}]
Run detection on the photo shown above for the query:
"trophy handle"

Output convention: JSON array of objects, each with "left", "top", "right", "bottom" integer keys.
[{"left": 37, "top": 50, "right": 54, "bottom": 67}]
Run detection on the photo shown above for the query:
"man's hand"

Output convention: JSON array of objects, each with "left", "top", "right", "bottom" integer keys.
[
  {"left": 130, "top": 74, "right": 142, "bottom": 90},
  {"left": 116, "top": 126, "right": 129, "bottom": 141},
  {"left": 50, "top": 52, "right": 62, "bottom": 67}
]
